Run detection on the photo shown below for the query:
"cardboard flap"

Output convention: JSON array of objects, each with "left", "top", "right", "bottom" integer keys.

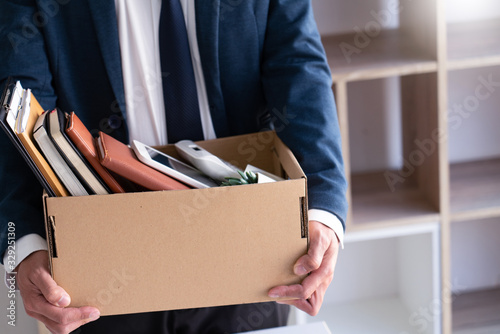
[{"left": 272, "top": 135, "right": 306, "bottom": 180}]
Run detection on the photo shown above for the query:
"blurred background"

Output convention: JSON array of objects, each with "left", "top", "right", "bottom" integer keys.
[{"left": 290, "top": 1, "right": 500, "bottom": 334}]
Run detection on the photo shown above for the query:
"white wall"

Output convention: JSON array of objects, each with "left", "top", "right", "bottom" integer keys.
[
  {"left": 447, "top": 66, "right": 500, "bottom": 164},
  {"left": 347, "top": 78, "right": 403, "bottom": 173}
]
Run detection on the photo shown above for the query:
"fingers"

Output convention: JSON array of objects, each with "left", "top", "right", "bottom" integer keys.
[
  {"left": 16, "top": 251, "right": 101, "bottom": 334},
  {"left": 25, "top": 293, "right": 99, "bottom": 324},
  {"left": 268, "top": 246, "right": 335, "bottom": 300},
  {"left": 28, "top": 306, "right": 99, "bottom": 334},
  {"left": 293, "top": 222, "right": 336, "bottom": 275},
  {"left": 20, "top": 251, "right": 69, "bottom": 307},
  {"left": 31, "top": 266, "right": 71, "bottom": 307},
  {"left": 21, "top": 278, "right": 100, "bottom": 333},
  {"left": 268, "top": 221, "right": 340, "bottom": 316},
  {"left": 275, "top": 282, "right": 329, "bottom": 316}
]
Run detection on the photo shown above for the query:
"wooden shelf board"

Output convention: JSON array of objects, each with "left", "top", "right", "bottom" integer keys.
[
  {"left": 447, "top": 55, "right": 500, "bottom": 71},
  {"left": 450, "top": 158, "right": 500, "bottom": 221},
  {"left": 321, "top": 29, "right": 438, "bottom": 82},
  {"left": 450, "top": 207, "right": 500, "bottom": 223},
  {"left": 349, "top": 171, "right": 440, "bottom": 228},
  {"left": 447, "top": 19, "right": 500, "bottom": 70},
  {"left": 452, "top": 288, "right": 500, "bottom": 332},
  {"left": 307, "top": 297, "right": 416, "bottom": 334}
]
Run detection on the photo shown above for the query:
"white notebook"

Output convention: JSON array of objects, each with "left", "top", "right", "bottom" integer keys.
[{"left": 48, "top": 109, "right": 109, "bottom": 195}]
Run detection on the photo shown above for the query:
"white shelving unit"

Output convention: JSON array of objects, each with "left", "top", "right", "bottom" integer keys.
[{"left": 306, "top": 1, "right": 500, "bottom": 333}]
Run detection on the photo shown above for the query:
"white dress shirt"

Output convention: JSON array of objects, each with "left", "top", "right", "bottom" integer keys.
[
  {"left": 115, "top": 0, "right": 216, "bottom": 146},
  {"left": 3, "top": 0, "right": 344, "bottom": 275}
]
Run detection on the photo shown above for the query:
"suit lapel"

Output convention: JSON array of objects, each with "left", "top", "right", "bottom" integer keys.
[
  {"left": 87, "top": 0, "right": 127, "bottom": 119},
  {"left": 195, "top": 0, "right": 229, "bottom": 137}
]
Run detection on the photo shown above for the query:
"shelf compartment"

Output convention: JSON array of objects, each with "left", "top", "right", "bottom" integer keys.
[
  {"left": 344, "top": 72, "right": 442, "bottom": 230},
  {"left": 452, "top": 288, "right": 500, "bottom": 333},
  {"left": 447, "top": 19, "right": 500, "bottom": 71},
  {"left": 297, "top": 225, "right": 441, "bottom": 333},
  {"left": 450, "top": 218, "right": 500, "bottom": 333},
  {"left": 323, "top": 29, "right": 438, "bottom": 82},
  {"left": 351, "top": 171, "right": 439, "bottom": 228},
  {"left": 450, "top": 158, "right": 500, "bottom": 222}
]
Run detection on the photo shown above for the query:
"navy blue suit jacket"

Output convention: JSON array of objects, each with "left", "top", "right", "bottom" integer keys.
[{"left": 0, "top": 0, "right": 347, "bottom": 258}]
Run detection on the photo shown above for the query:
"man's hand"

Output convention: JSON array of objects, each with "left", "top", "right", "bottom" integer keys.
[
  {"left": 17, "top": 250, "right": 100, "bottom": 334},
  {"left": 268, "top": 220, "right": 340, "bottom": 316}
]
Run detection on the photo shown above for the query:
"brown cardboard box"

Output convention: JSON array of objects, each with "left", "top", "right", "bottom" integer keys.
[{"left": 43, "top": 131, "right": 308, "bottom": 316}]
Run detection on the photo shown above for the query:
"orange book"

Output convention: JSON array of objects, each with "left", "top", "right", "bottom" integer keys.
[
  {"left": 65, "top": 112, "right": 125, "bottom": 193},
  {"left": 16, "top": 94, "right": 69, "bottom": 197}
]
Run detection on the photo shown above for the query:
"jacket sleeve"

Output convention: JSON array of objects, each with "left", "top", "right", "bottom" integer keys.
[
  {"left": 0, "top": 0, "right": 58, "bottom": 263},
  {"left": 261, "top": 0, "right": 348, "bottom": 228}
]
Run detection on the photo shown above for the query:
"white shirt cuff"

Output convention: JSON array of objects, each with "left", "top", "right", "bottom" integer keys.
[
  {"left": 3, "top": 233, "right": 47, "bottom": 273},
  {"left": 308, "top": 209, "right": 345, "bottom": 249}
]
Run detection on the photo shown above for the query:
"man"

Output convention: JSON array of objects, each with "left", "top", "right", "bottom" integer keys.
[{"left": 0, "top": 0, "right": 347, "bottom": 333}]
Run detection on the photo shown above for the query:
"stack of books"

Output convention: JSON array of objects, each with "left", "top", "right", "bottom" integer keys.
[
  {"left": 0, "top": 79, "right": 192, "bottom": 197},
  {"left": 1, "top": 79, "right": 283, "bottom": 198}
]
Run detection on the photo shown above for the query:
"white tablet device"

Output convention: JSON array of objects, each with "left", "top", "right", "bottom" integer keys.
[
  {"left": 131, "top": 140, "right": 219, "bottom": 189},
  {"left": 174, "top": 140, "right": 241, "bottom": 182}
]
